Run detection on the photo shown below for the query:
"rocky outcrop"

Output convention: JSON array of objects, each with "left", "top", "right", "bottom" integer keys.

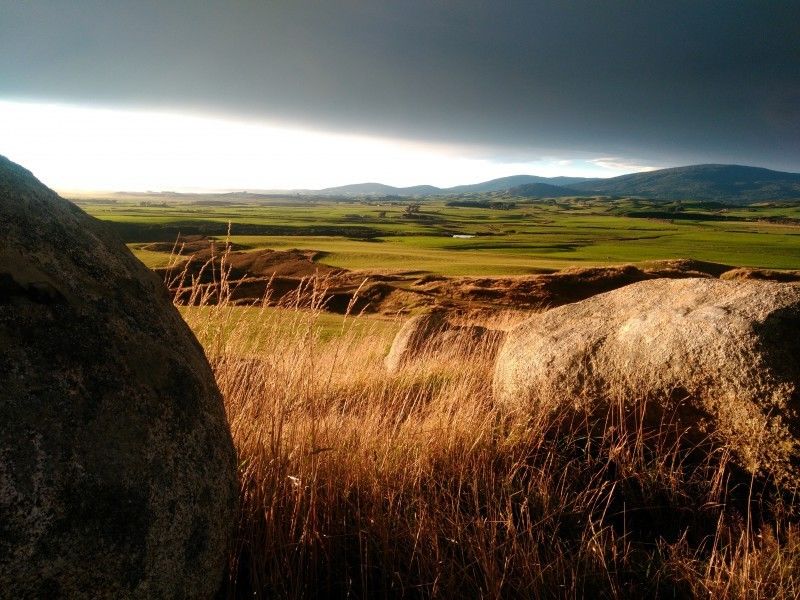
[
  {"left": 493, "top": 278, "right": 800, "bottom": 485},
  {"left": 386, "top": 310, "right": 505, "bottom": 372},
  {"left": 0, "top": 156, "right": 237, "bottom": 597}
]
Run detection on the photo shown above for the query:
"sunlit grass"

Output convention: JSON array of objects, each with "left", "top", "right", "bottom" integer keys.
[
  {"left": 174, "top": 260, "right": 800, "bottom": 599},
  {"left": 179, "top": 304, "right": 399, "bottom": 349}
]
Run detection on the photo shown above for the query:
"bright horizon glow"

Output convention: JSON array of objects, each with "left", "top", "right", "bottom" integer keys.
[{"left": 0, "top": 100, "right": 656, "bottom": 192}]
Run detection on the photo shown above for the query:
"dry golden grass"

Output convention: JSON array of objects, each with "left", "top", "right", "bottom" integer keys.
[{"left": 175, "top": 250, "right": 800, "bottom": 599}]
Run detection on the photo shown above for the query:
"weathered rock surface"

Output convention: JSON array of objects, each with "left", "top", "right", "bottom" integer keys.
[
  {"left": 0, "top": 156, "right": 238, "bottom": 597},
  {"left": 493, "top": 278, "right": 800, "bottom": 485},
  {"left": 386, "top": 310, "right": 505, "bottom": 372}
]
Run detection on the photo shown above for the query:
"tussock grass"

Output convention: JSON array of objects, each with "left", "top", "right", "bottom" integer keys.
[{"left": 176, "top": 251, "right": 800, "bottom": 599}]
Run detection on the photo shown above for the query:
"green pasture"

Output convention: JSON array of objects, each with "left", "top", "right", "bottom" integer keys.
[
  {"left": 76, "top": 196, "right": 800, "bottom": 275},
  {"left": 132, "top": 248, "right": 187, "bottom": 269},
  {"left": 178, "top": 305, "right": 400, "bottom": 354}
]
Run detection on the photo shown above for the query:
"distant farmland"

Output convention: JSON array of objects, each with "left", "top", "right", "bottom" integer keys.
[{"left": 75, "top": 194, "right": 800, "bottom": 275}]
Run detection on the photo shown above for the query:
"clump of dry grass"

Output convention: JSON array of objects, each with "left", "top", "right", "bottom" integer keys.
[{"left": 175, "top": 249, "right": 800, "bottom": 599}]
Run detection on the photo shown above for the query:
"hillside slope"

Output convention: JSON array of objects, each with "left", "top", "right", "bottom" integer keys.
[
  {"left": 572, "top": 164, "right": 800, "bottom": 203},
  {"left": 445, "top": 175, "right": 589, "bottom": 194},
  {"left": 507, "top": 182, "right": 580, "bottom": 197}
]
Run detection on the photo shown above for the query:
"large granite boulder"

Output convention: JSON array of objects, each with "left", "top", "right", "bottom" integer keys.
[
  {"left": 493, "top": 278, "right": 800, "bottom": 485},
  {"left": 0, "top": 156, "right": 238, "bottom": 597},
  {"left": 386, "top": 309, "right": 505, "bottom": 372}
]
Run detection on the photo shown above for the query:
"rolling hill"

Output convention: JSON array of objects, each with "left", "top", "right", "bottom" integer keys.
[
  {"left": 444, "top": 175, "right": 589, "bottom": 194},
  {"left": 572, "top": 164, "right": 800, "bottom": 203},
  {"left": 317, "top": 182, "right": 441, "bottom": 196}
]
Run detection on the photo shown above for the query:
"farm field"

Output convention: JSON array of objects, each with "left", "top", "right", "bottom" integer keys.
[{"left": 76, "top": 195, "right": 800, "bottom": 275}]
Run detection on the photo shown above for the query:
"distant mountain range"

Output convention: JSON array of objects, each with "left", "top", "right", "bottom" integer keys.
[
  {"left": 313, "top": 174, "right": 592, "bottom": 197},
  {"left": 316, "top": 182, "right": 442, "bottom": 196},
  {"left": 116, "top": 164, "right": 800, "bottom": 205},
  {"left": 303, "top": 165, "right": 800, "bottom": 204}
]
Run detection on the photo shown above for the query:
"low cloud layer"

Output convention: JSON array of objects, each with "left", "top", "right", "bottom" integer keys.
[{"left": 1, "top": 1, "right": 798, "bottom": 171}]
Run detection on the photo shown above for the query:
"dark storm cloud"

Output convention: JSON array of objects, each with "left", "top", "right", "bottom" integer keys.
[{"left": 1, "top": 1, "right": 798, "bottom": 170}]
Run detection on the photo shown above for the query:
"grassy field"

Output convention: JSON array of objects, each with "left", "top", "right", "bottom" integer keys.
[
  {"left": 75, "top": 195, "right": 800, "bottom": 275},
  {"left": 179, "top": 304, "right": 400, "bottom": 352},
  {"left": 176, "top": 283, "right": 800, "bottom": 599}
]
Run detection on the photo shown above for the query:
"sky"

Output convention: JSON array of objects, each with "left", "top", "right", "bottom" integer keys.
[{"left": 1, "top": 1, "right": 798, "bottom": 191}]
